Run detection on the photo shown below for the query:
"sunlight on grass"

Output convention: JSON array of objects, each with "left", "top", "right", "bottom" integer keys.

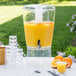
[
  {"left": 0, "top": 6, "right": 23, "bottom": 24},
  {"left": 0, "top": 1, "right": 76, "bottom": 24},
  {"left": 56, "top": 1, "right": 76, "bottom": 6},
  {"left": 42, "top": 1, "right": 76, "bottom": 6}
]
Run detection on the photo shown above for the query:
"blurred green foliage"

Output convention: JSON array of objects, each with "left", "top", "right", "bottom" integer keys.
[
  {"left": 65, "top": 46, "right": 76, "bottom": 58},
  {"left": 0, "top": 0, "right": 76, "bottom": 4}
]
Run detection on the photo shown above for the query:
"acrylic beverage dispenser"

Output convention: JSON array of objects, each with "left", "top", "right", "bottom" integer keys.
[{"left": 23, "top": 5, "right": 55, "bottom": 57}]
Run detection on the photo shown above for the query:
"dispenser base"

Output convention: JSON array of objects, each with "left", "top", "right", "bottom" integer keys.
[{"left": 27, "top": 46, "right": 51, "bottom": 57}]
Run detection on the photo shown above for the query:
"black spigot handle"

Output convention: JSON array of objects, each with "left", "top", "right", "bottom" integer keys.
[
  {"left": 38, "top": 40, "right": 40, "bottom": 45},
  {"left": 37, "top": 40, "right": 41, "bottom": 48}
]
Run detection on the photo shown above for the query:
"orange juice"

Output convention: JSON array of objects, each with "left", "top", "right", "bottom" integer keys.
[
  {"left": 24, "top": 21, "right": 54, "bottom": 47},
  {"left": 57, "top": 62, "right": 66, "bottom": 74}
]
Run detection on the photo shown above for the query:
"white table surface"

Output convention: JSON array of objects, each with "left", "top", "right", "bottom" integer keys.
[{"left": 0, "top": 57, "right": 76, "bottom": 76}]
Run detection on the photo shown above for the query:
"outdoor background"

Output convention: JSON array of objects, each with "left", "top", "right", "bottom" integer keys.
[{"left": 0, "top": 0, "right": 76, "bottom": 57}]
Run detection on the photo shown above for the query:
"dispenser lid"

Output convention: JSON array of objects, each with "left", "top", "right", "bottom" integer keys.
[{"left": 23, "top": 4, "right": 55, "bottom": 11}]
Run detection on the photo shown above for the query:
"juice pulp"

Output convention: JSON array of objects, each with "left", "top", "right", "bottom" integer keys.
[
  {"left": 24, "top": 21, "right": 54, "bottom": 47},
  {"left": 57, "top": 62, "right": 66, "bottom": 74}
]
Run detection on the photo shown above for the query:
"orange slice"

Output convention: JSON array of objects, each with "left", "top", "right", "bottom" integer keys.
[
  {"left": 54, "top": 55, "right": 63, "bottom": 61},
  {"left": 63, "top": 57, "right": 72, "bottom": 68},
  {"left": 51, "top": 59, "right": 61, "bottom": 68}
]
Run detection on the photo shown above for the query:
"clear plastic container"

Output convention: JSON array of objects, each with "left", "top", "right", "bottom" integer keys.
[{"left": 23, "top": 4, "right": 55, "bottom": 57}]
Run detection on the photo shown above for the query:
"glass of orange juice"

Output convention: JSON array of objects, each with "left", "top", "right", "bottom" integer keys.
[
  {"left": 23, "top": 5, "right": 55, "bottom": 57},
  {"left": 57, "top": 62, "right": 66, "bottom": 74}
]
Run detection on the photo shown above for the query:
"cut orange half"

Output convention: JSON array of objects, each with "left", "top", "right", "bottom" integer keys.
[
  {"left": 54, "top": 55, "right": 63, "bottom": 61},
  {"left": 51, "top": 59, "right": 61, "bottom": 68}
]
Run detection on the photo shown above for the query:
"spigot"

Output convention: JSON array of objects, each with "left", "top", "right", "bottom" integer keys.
[{"left": 37, "top": 40, "right": 41, "bottom": 48}]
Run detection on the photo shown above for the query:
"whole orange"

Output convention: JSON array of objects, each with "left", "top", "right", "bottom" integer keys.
[
  {"left": 54, "top": 55, "right": 63, "bottom": 61},
  {"left": 63, "top": 57, "right": 72, "bottom": 68}
]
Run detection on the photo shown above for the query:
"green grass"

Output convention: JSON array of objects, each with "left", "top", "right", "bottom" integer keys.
[
  {"left": 52, "top": 6, "right": 76, "bottom": 56},
  {"left": 0, "top": 4, "right": 76, "bottom": 56}
]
